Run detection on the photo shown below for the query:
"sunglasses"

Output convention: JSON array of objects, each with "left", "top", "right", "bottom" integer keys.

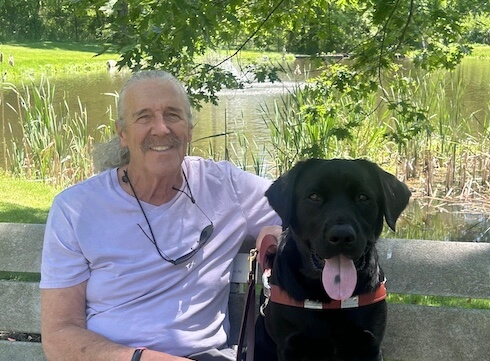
[
  {"left": 124, "top": 169, "right": 214, "bottom": 265},
  {"left": 137, "top": 218, "right": 214, "bottom": 265}
]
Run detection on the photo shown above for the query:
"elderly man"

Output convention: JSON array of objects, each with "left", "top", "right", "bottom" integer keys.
[{"left": 41, "top": 70, "right": 280, "bottom": 361}]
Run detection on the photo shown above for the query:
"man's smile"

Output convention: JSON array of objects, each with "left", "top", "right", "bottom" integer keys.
[{"left": 150, "top": 145, "right": 172, "bottom": 151}]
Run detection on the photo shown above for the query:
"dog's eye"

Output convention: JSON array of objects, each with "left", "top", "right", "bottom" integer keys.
[
  {"left": 358, "top": 194, "right": 369, "bottom": 202},
  {"left": 308, "top": 193, "right": 321, "bottom": 202}
]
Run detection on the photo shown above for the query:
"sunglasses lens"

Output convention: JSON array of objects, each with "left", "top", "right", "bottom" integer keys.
[{"left": 200, "top": 224, "right": 214, "bottom": 243}]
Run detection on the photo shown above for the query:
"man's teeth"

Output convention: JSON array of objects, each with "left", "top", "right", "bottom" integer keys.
[{"left": 151, "top": 145, "right": 171, "bottom": 151}]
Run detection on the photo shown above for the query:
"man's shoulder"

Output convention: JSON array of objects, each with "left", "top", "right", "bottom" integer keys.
[
  {"left": 55, "top": 169, "right": 113, "bottom": 201},
  {"left": 184, "top": 156, "right": 270, "bottom": 189},
  {"left": 185, "top": 156, "right": 237, "bottom": 175}
]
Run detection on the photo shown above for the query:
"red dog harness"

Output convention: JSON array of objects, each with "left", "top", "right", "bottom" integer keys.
[
  {"left": 257, "top": 233, "right": 387, "bottom": 310},
  {"left": 270, "top": 282, "right": 387, "bottom": 309}
]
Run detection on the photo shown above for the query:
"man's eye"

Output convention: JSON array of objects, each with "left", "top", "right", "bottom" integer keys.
[
  {"left": 136, "top": 114, "right": 150, "bottom": 123},
  {"left": 165, "top": 113, "right": 182, "bottom": 122}
]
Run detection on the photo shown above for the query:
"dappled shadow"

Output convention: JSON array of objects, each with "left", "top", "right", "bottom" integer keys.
[{"left": 0, "top": 202, "right": 49, "bottom": 224}]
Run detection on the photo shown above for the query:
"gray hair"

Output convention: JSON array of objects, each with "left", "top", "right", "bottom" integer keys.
[
  {"left": 92, "top": 136, "right": 130, "bottom": 173},
  {"left": 92, "top": 70, "right": 192, "bottom": 172},
  {"left": 116, "top": 70, "right": 193, "bottom": 128}
]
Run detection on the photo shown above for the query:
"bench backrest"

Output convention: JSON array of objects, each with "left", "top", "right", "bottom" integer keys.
[
  {"left": 0, "top": 223, "right": 45, "bottom": 361},
  {"left": 1, "top": 222, "right": 489, "bottom": 361}
]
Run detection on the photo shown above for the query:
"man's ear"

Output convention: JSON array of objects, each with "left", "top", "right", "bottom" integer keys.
[
  {"left": 187, "top": 123, "right": 194, "bottom": 142},
  {"left": 116, "top": 122, "right": 128, "bottom": 148}
]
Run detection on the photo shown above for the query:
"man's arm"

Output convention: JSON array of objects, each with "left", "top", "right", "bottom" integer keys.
[{"left": 41, "top": 282, "right": 190, "bottom": 361}]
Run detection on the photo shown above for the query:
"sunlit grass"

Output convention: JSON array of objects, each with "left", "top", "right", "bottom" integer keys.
[
  {"left": 0, "top": 170, "right": 58, "bottom": 223},
  {"left": 0, "top": 41, "right": 118, "bottom": 82},
  {"left": 467, "top": 44, "right": 490, "bottom": 58},
  {"left": 388, "top": 293, "right": 490, "bottom": 309}
]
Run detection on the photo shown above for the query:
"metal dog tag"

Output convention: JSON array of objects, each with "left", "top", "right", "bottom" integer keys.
[
  {"left": 341, "top": 296, "right": 359, "bottom": 309},
  {"left": 304, "top": 299, "right": 323, "bottom": 310}
]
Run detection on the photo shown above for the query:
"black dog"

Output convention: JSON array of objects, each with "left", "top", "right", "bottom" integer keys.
[{"left": 254, "top": 158, "right": 411, "bottom": 361}]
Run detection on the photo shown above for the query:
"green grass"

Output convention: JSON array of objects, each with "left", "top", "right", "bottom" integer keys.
[
  {"left": 0, "top": 271, "right": 40, "bottom": 282},
  {"left": 1, "top": 41, "right": 488, "bottom": 83},
  {"left": 0, "top": 171, "right": 58, "bottom": 223},
  {"left": 467, "top": 44, "right": 490, "bottom": 58},
  {"left": 0, "top": 41, "right": 118, "bottom": 82},
  {"left": 388, "top": 293, "right": 490, "bottom": 309},
  {"left": 0, "top": 41, "right": 294, "bottom": 84}
]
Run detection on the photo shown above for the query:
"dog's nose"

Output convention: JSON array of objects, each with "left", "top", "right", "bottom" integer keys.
[{"left": 328, "top": 224, "right": 356, "bottom": 244}]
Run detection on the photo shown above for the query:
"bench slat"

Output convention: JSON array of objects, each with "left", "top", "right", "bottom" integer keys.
[
  {"left": 228, "top": 292, "right": 246, "bottom": 345},
  {"left": 0, "top": 223, "right": 44, "bottom": 273},
  {"left": 0, "top": 281, "right": 41, "bottom": 333},
  {"left": 0, "top": 341, "right": 46, "bottom": 361},
  {"left": 378, "top": 238, "right": 490, "bottom": 299},
  {"left": 384, "top": 303, "right": 490, "bottom": 361}
]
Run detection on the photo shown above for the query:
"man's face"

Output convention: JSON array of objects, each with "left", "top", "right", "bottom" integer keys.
[{"left": 118, "top": 78, "right": 193, "bottom": 177}]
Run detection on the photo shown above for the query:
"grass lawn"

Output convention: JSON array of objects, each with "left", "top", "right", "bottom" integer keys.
[
  {"left": 0, "top": 41, "right": 118, "bottom": 82},
  {"left": 388, "top": 293, "right": 490, "bottom": 310},
  {"left": 0, "top": 171, "right": 58, "bottom": 223},
  {"left": 1, "top": 40, "right": 489, "bottom": 86},
  {"left": 0, "top": 41, "right": 293, "bottom": 83},
  {"left": 467, "top": 43, "right": 490, "bottom": 57}
]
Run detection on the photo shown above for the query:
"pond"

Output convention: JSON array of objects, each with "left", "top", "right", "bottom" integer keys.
[{"left": 0, "top": 59, "right": 489, "bottom": 242}]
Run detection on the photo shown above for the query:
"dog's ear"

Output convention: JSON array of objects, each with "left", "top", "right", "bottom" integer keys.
[
  {"left": 265, "top": 160, "right": 313, "bottom": 229},
  {"left": 374, "top": 164, "right": 411, "bottom": 231}
]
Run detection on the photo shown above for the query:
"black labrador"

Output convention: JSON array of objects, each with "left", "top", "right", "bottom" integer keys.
[{"left": 254, "top": 158, "right": 411, "bottom": 361}]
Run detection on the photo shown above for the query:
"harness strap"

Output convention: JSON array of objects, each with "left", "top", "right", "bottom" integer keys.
[
  {"left": 258, "top": 234, "right": 278, "bottom": 269},
  {"left": 269, "top": 281, "right": 387, "bottom": 309},
  {"left": 236, "top": 249, "right": 257, "bottom": 361}
]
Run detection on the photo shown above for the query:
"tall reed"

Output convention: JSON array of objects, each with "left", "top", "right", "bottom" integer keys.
[
  {"left": 392, "top": 68, "right": 490, "bottom": 197},
  {"left": 3, "top": 65, "right": 489, "bottom": 199},
  {"left": 261, "top": 69, "right": 489, "bottom": 198},
  {"left": 261, "top": 82, "right": 391, "bottom": 177},
  {"left": 6, "top": 77, "right": 109, "bottom": 186}
]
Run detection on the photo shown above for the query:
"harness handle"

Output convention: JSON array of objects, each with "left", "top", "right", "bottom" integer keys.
[
  {"left": 236, "top": 227, "right": 281, "bottom": 361},
  {"left": 236, "top": 249, "right": 258, "bottom": 361}
]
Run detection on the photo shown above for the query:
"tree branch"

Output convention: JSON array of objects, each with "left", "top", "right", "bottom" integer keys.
[{"left": 210, "top": 0, "right": 287, "bottom": 69}]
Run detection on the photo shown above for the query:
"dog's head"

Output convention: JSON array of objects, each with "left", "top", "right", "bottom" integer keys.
[{"left": 266, "top": 158, "right": 411, "bottom": 262}]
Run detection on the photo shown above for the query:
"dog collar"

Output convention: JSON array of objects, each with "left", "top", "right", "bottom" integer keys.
[{"left": 269, "top": 281, "right": 387, "bottom": 309}]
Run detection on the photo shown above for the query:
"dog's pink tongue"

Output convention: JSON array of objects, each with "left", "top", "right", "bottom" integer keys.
[{"left": 322, "top": 255, "right": 357, "bottom": 301}]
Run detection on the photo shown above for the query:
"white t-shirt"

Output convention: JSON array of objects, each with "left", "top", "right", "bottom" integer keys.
[{"left": 40, "top": 156, "right": 279, "bottom": 356}]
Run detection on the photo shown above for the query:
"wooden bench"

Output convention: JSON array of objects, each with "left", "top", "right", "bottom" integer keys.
[{"left": 1, "top": 222, "right": 489, "bottom": 361}]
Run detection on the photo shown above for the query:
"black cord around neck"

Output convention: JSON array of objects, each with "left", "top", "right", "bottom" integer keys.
[
  {"left": 172, "top": 170, "right": 213, "bottom": 224},
  {"left": 174, "top": 169, "right": 195, "bottom": 203},
  {"left": 122, "top": 169, "right": 158, "bottom": 244},
  {"left": 122, "top": 168, "right": 214, "bottom": 264}
]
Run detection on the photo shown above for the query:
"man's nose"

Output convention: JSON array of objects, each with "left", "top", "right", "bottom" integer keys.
[{"left": 151, "top": 114, "right": 171, "bottom": 134}]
